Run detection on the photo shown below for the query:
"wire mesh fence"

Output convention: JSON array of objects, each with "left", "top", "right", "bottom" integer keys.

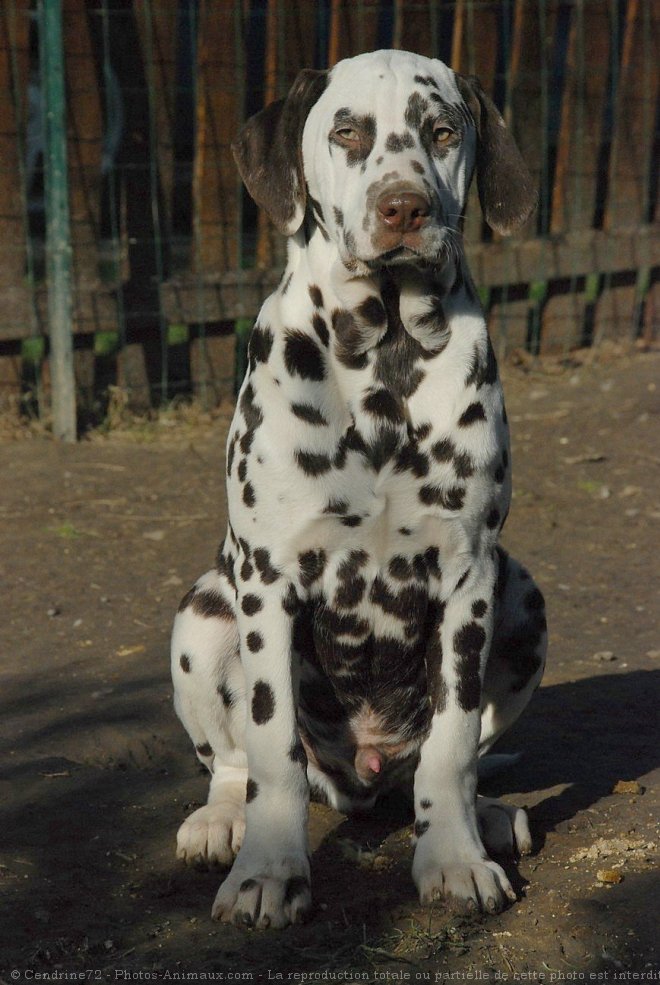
[{"left": 0, "top": 0, "right": 657, "bottom": 434}]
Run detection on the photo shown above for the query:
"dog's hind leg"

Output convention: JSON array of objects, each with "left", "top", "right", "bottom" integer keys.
[
  {"left": 476, "top": 548, "right": 547, "bottom": 857},
  {"left": 171, "top": 568, "right": 248, "bottom": 867}
]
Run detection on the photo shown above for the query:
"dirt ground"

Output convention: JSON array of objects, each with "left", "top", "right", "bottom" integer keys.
[{"left": 1, "top": 348, "right": 658, "bottom": 983}]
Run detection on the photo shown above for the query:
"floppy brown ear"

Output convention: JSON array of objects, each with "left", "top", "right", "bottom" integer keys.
[
  {"left": 232, "top": 69, "right": 327, "bottom": 236},
  {"left": 456, "top": 74, "right": 537, "bottom": 235}
]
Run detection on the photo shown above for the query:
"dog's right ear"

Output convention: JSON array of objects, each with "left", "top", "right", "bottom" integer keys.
[{"left": 232, "top": 69, "right": 327, "bottom": 236}]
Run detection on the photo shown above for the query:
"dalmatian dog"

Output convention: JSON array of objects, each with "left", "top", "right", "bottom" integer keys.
[{"left": 171, "top": 49, "right": 547, "bottom": 929}]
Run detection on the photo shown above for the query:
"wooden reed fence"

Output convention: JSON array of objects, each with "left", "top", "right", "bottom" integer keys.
[{"left": 0, "top": 0, "right": 657, "bottom": 430}]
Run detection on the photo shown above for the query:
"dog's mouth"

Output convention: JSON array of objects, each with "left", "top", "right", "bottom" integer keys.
[{"left": 366, "top": 245, "right": 424, "bottom": 268}]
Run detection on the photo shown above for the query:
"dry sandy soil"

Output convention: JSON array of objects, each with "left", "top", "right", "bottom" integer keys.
[{"left": 1, "top": 348, "right": 658, "bottom": 982}]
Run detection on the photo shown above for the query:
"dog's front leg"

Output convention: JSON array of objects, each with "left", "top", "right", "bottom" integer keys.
[
  {"left": 412, "top": 556, "right": 517, "bottom": 914},
  {"left": 211, "top": 580, "right": 311, "bottom": 929}
]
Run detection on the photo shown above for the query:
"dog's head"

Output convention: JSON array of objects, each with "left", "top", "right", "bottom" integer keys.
[{"left": 233, "top": 50, "right": 536, "bottom": 272}]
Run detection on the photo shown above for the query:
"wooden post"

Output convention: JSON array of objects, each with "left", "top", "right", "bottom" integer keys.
[
  {"left": 40, "top": 0, "right": 76, "bottom": 441},
  {"left": 541, "top": 0, "right": 612, "bottom": 352}
]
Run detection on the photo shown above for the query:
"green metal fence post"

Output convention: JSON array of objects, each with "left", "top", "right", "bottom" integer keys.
[{"left": 39, "top": 0, "right": 76, "bottom": 441}]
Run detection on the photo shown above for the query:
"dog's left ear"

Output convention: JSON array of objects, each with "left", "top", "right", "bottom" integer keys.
[
  {"left": 232, "top": 69, "right": 328, "bottom": 236},
  {"left": 456, "top": 74, "right": 537, "bottom": 235}
]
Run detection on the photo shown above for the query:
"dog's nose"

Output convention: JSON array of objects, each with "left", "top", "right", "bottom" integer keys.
[{"left": 377, "top": 191, "right": 430, "bottom": 232}]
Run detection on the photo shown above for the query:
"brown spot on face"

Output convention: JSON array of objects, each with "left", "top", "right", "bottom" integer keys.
[
  {"left": 410, "top": 159, "right": 425, "bottom": 174},
  {"left": 385, "top": 130, "right": 415, "bottom": 153},
  {"left": 404, "top": 91, "right": 429, "bottom": 131}
]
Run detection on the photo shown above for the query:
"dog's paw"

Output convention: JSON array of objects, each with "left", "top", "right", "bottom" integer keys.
[
  {"left": 177, "top": 801, "right": 246, "bottom": 868},
  {"left": 477, "top": 796, "right": 533, "bottom": 857},
  {"left": 211, "top": 847, "right": 311, "bottom": 929},
  {"left": 413, "top": 856, "right": 517, "bottom": 914}
]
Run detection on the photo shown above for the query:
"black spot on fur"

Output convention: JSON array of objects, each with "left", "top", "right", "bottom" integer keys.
[
  {"left": 458, "top": 402, "right": 486, "bottom": 426},
  {"left": 243, "top": 482, "right": 256, "bottom": 508},
  {"left": 241, "top": 557, "right": 254, "bottom": 582},
  {"left": 454, "top": 622, "right": 486, "bottom": 712},
  {"left": 308, "top": 285, "right": 324, "bottom": 308},
  {"left": 218, "top": 683, "right": 234, "bottom": 708},
  {"left": 419, "top": 484, "right": 465, "bottom": 510},
  {"left": 241, "top": 593, "right": 263, "bottom": 616},
  {"left": 237, "top": 458, "right": 247, "bottom": 482},
  {"left": 246, "top": 778, "right": 258, "bottom": 803},
  {"left": 295, "top": 450, "right": 332, "bottom": 476},
  {"left": 414, "top": 74, "right": 439, "bottom": 89},
  {"left": 411, "top": 159, "right": 424, "bottom": 174},
  {"left": 312, "top": 314, "right": 330, "bottom": 347},
  {"left": 454, "top": 451, "right": 474, "bottom": 478},
  {"left": 431, "top": 437, "right": 455, "bottom": 462},
  {"left": 180, "top": 653, "right": 191, "bottom": 673},
  {"left": 341, "top": 515, "right": 362, "bottom": 527},
  {"left": 323, "top": 498, "right": 348, "bottom": 515},
  {"left": 253, "top": 548, "right": 280, "bottom": 584},
  {"left": 189, "top": 590, "right": 234, "bottom": 620},
  {"left": 389, "top": 555, "right": 412, "bottom": 581},
  {"left": 280, "top": 271, "right": 293, "bottom": 295},
  {"left": 246, "top": 630, "right": 264, "bottom": 653},
  {"left": 362, "top": 388, "right": 403, "bottom": 422},
  {"left": 291, "top": 403, "right": 328, "bottom": 426},
  {"left": 284, "top": 330, "right": 325, "bottom": 381},
  {"left": 472, "top": 599, "right": 488, "bottom": 619},
  {"left": 357, "top": 296, "right": 387, "bottom": 326},
  {"left": 251, "top": 681, "right": 275, "bottom": 724},
  {"left": 332, "top": 309, "right": 369, "bottom": 370},
  {"left": 333, "top": 206, "right": 344, "bottom": 227},
  {"left": 335, "top": 572, "right": 367, "bottom": 609},
  {"left": 419, "top": 798, "right": 432, "bottom": 809},
  {"left": 424, "top": 546, "right": 441, "bottom": 578},
  {"left": 282, "top": 584, "right": 299, "bottom": 616},
  {"left": 486, "top": 507, "right": 501, "bottom": 529},
  {"left": 414, "top": 819, "right": 430, "bottom": 837},
  {"left": 196, "top": 741, "right": 213, "bottom": 758},
  {"left": 395, "top": 442, "right": 430, "bottom": 478},
  {"left": 248, "top": 325, "right": 274, "bottom": 371},
  {"left": 299, "top": 549, "right": 327, "bottom": 589}
]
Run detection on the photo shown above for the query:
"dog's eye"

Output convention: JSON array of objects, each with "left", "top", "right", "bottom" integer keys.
[
  {"left": 334, "top": 127, "right": 360, "bottom": 144},
  {"left": 433, "top": 124, "right": 455, "bottom": 145}
]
